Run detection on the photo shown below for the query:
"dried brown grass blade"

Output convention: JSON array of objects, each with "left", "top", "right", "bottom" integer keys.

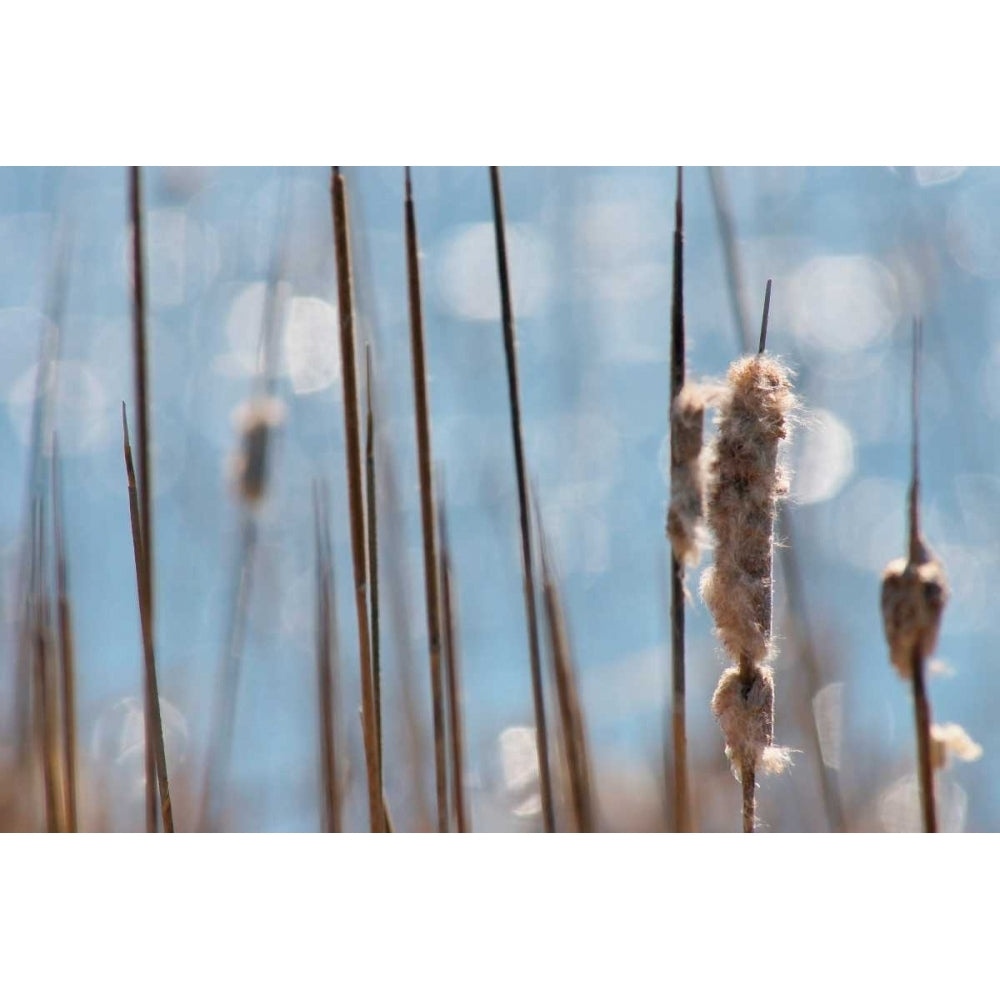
[
  {"left": 489, "top": 165, "right": 555, "bottom": 833},
  {"left": 438, "top": 482, "right": 469, "bottom": 833},
  {"left": 668, "top": 166, "right": 691, "bottom": 834},
  {"left": 330, "top": 167, "right": 383, "bottom": 833},
  {"left": 51, "top": 437, "right": 77, "bottom": 832},
  {"left": 404, "top": 167, "right": 449, "bottom": 832},
  {"left": 365, "top": 344, "right": 387, "bottom": 824},
  {"left": 314, "top": 481, "right": 342, "bottom": 832},
  {"left": 536, "top": 497, "right": 594, "bottom": 833}
]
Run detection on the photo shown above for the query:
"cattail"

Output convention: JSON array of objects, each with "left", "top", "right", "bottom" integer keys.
[
  {"left": 702, "top": 282, "right": 794, "bottom": 830},
  {"left": 229, "top": 396, "right": 286, "bottom": 505},
  {"left": 880, "top": 319, "right": 945, "bottom": 832},
  {"left": 666, "top": 383, "right": 708, "bottom": 566}
]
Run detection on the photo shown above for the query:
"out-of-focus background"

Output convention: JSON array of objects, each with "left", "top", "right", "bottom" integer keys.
[{"left": 0, "top": 165, "right": 994, "bottom": 832}]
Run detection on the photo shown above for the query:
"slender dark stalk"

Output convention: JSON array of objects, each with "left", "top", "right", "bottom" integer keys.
[
  {"left": 668, "top": 166, "right": 691, "bottom": 834},
  {"left": 122, "top": 404, "right": 173, "bottom": 832},
  {"left": 330, "top": 167, "right": 383, "bottom": 833},
  {"left": 404, "top": 167, "right": 449, "bottom": 833},
  {"left": 536, "top": 500, "right": 594, "bottom": 833},
  {"left": 30, "top": 500, "right": 59, "bottom": 832},
  {"left": 365, "top": 344, "right": 386, "bottom": 824},
  {"left": 709, "top": 167, "right": 845, "bottom": 832},
  {"left": 51, "top": 438, "right": 77, "bottom": 832},
  {"left": 907, "top": 319, "right": 937, "bottom": 833},
  {"left": 128, "top": 167, "right": 173, "bottom": 832},
  {"left": 314, "top": 481, "right": 342, "bottom": 833},
  {"left": 489, "top": 165, "right": 555, "bottom": 833},
  {"left": 438, "top": 482, "right": 468, "bottom": 833}
]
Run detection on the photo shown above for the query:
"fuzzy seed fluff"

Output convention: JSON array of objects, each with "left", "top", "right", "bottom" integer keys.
[
  {"left": 930, "top": 722, "right": 982, "bottom": 770},
  {"left": 880, "top": 549, "right": 948, "bottom": 679},
  {"left": 701, "top": 356, "right": 794, "bottom": 664},
  {"left": 711, "top": 665, "right": 790, "bottom": 779},
  {"left": 667, "top": 383, "right": 708, "bottom": 565}
]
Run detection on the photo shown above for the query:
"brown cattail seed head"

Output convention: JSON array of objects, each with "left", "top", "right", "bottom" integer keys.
[
  {"left": 701, "top": 356, "right": 794, "bottom": 664},
  {"left": 230, "top": 395, "right": 286, "bottom": 505},
  {"left": 711, "top": 664, "right": 790, "bottom": 780},
  {"left": 880, "top": 551, "right": 948, "bottom": 679},
  {"left": 667, "top": 383, "right": 707, "bottom": 565}
]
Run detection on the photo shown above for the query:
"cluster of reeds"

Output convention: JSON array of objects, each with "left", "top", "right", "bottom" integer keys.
[{"left": 7, "top": 166, "right": 981, "bottom": 833}]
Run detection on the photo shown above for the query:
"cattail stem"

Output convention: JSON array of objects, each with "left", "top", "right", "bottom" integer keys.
[
  {"left": 330, "top": 167, "right": 383, "bottom": 833},
  {"left": 669, "top": 165, "right": 691, "bottom": 834},
  {"left": 365, "top": 346, "right": 386, "bottom": 824},
  {"left": 122, "top": 403, "right": 173, "bottom": 832},
  {"left": 314, "top": 481, "right": 342, "bottom": 833},
  {"left": 740, "top": 760, "right": 755, "bottom": 834},
  {"left": 404, "top": 168, "right": 449, "bottom": 833},
  {"left": 489, "top": 165, "right": 555, "bottom": 833},
  {"left": 538, "top": 504, "right": 594, "bottom": 833},
  {"left": 911, "top": 646, "right": 937, "bottom": 833},
  {"left": 438, "top": 486, "right": 469, "bottom": 833},
  {"left": 52, "top": 441, "right": 77, "bottom": 832}
]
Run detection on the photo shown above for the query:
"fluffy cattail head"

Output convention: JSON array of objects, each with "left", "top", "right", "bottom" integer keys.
[
  {"left": 701, "top": 355, "right": 795, "bottom": 663},
  {"left": 667, "top": 383, "right": 708, "bottom": 565},
  {"left": 230, "top": 395, "right": 286, "bottom": 505},
  {"left": 880, "top": 550, "right": 948, "bottom": 679},
  {"left": 711, "top": 664, "right": 790, "bottom": 779}
]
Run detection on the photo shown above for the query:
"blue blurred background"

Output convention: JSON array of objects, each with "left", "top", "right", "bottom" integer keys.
[{"left": 0, "top": 166, "right": 994, "bottom": 832}]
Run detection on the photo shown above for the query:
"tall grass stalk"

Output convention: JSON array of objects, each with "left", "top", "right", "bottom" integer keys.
[
  {"left": 330, "top": 167, "right": 383, "bottom": 833},
  {"left": 489, "top": 165, "right": 555, "bottom": 833}
]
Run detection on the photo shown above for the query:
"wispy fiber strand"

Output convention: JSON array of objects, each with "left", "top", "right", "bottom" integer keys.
[
  {"left": 128, "top": 167, "right": 173, "bottom": 832},
  {"left": 880, "top": 319, "right": 946, "bottom": 833},
  {"left": 489, "top": 165, "right": 555, "bottom": 833},
  {"left": 330, "top": 167, "right": 384, "bottom": 833},
  {"left": 405, "top": 168, "right": 449, "bottom": 832}
]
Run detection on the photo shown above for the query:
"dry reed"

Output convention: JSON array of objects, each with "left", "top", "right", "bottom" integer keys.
[
  {"left": 489, "top": 165, "right": 555, "bottom": 833},
  {"left": 330, "top": 167, "right": 383, "bottom": 833},
  {"left": 880, "top": 320, "right": 947, "bottom": 833}
]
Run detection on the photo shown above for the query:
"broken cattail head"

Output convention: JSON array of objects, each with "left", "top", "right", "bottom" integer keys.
[
  {"left": 711, "top": 663, "right": 790, "bottom": 781},
  {"left": 229, "top": 395, "right": 286, "bottom": 505},
  {"left": 929, "top": 722, "right": 982, "bottom": 770},
  {"left": 880, "top": 549, "right": 948, "bottom": 679}
]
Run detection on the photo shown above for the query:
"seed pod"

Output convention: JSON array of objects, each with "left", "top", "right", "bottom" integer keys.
[
  {"left": 230, "top": 395, "right": 286, "bottom": 505},
  {"left": 711, "top": 663, "right": 790, "bottom": 779},
  {"left": 880, "top": 548, "right": 948, "bottom": 679}
]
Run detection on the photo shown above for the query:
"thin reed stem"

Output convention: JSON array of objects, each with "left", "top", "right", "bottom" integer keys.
[
  {"left": 128, "top": 167, "right": 173, "bottom": 832},
  {"left": 365, "top": 345, "right": 386, "bottom": 824},
  {"left": 489, "top": 165, "right": 555, "bottom": 833},
  {"left": 330, "top": 167, "right": 383, "bottom": 833},
  {"left": 404, "top": 167, "right": 449, "bottom": 832},
  {"left": 908, "top": 319, "right": 937, "bottom": 833},
  {"left": 438, "top": 483, "right": 468, "bottom": 833},
  {"left": 537, "top": 502, "right": 594, "bottom": 833},
  {"left": 314, "top": 481, "right": 342, "bottom": 832},
  {"left": 669, "top": 165, "right": 691, "bottom": 834},
  {"left": 122, "top": 403, "right": 173, "bottom": 832},
  {"left": 52, "top": 439, "right": 77, "bottom": 832}
]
